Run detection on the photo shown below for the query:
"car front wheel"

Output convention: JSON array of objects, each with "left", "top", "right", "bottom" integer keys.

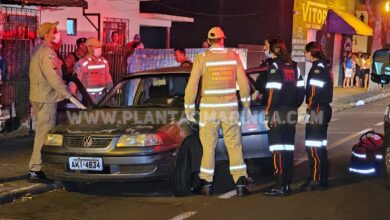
[{"left": 173, "top": 135, "right": 202, "bottom": 196}]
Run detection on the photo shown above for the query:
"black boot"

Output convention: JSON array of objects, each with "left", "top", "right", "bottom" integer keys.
[
  {"left": 299, "top": 179, "right": 327, "bottom": 192},
  {"left": 28, "top": 170, "right": 50, "bottom": 183},
  {"left": 236, "top": 176, "right": 251, "bottom": 197},
  {"left": 264, "top": 185, "right": 290, "bottom": 197},
  {"left": 197, "top": 180, "right": 213, "bottom": 196}
]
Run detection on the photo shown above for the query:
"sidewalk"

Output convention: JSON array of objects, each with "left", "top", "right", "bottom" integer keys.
[
  {"left": 0, "top": 136, "right": 61, "bottom": 204},
  {"left": 0, "top": 87, "right": 389, "bottom": 204},
  {"left": 332, "top": 87, "right": 390, "bottom": 111}
]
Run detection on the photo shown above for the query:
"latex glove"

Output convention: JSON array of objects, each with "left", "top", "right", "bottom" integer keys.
[
  {"left": 69, "top": 96, "right": 87, "bottom": 110},
  {"left": 304, "top": 114, "right": 311, "bottom": 123},
  {"left": 186, "top": 111, "right": 196, "bottom": 122},
  {"left": 264, "top": 120, "right": 270, "bottom": 130},
  {"left": 243, "top": 107, "right": 252, "bottom": 122},
  {"left": 264, "top": 115, "right": 270, "bottom": 130},
  {"left": 251, "top": 90, "right": 259, "bottom": 100}
]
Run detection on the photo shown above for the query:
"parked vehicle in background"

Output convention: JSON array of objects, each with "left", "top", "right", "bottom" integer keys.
[{"left": 370, "top": 48, "right": 390, "bottom": 189}]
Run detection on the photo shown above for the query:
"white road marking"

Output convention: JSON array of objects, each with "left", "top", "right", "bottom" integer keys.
[
  {"left": 296, "top": 128, "right": 372, "bottom": 165},
  {"left": 327, "top": 128, "right": 372, "bottom": 151},
  {"left": 218, "top": 190, "right": 237, "bottom": 199},
  {"left": 169, "top": 211, "right": 197, "bottom": 220},
  {"left": 374, "top": 122, "right": 384, "bottom": 126}
]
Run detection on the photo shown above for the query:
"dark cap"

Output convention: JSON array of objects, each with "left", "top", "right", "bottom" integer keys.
[{"left": 76, "top": 37, "right": 87, "bottom": 46}]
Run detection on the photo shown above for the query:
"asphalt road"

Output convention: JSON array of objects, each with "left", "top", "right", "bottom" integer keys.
[{"left": 1, "top": 97, "right": 390, "bottom": 220}]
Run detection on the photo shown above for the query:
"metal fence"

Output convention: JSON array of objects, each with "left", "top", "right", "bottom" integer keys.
[
  {"left": 60, "top": 44, "right": 128, "bottom": 84},
  {"left": 1, "top": 39, "right": 34, "bottom": 123}
]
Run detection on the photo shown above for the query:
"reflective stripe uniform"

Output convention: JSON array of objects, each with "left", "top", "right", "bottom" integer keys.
[
  {"left": 184, "top": 47, "right": 250, "bottom": 183},
  {"left": 265, "top": 57, "right": 305, "bottom": 187},
  {"left": 305, "top": 59, "right": 333, "bottom": 185},
  {"left": 72, "top": 55, "right": 113, "bottom": 103}
]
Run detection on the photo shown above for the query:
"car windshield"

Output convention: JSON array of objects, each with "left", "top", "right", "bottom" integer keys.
[{"left": 100, "top": 73, "right": 189, "bottom": 108}]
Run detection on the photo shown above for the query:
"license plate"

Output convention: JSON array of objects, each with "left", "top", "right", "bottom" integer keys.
[{"left": 69, "top": 157, "right": 103, "bottom": 171}]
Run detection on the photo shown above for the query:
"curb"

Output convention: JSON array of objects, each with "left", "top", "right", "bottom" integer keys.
[
  {"left": 332, "top": 92, "right": 390, "bottom": 113},
  {"left": 297, "top": 92, "right": 390, "bottom": 123},
  {"left": 0, "top": 181, "right": 63, "bottom": 204},
  {"left": 0, "top": 175, "right": 28, "bottom": 184}
]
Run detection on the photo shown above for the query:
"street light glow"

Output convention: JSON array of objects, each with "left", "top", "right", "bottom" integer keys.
[{"left": 386, "top": 1, "right": 390, "bottom": 12}]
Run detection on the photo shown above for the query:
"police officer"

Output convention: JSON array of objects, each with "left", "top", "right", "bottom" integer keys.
[
  {"left": 29, "top": 22, "right": 86, "bottom": 182},
  {"left": 264, "top": 38, "right": 305, "bottom": 196},
  {"left": 184, "top": 27, "right": 252, "bottom": 197},
  {"left": 300, "top": 41, "right": 333, "bottom": 191},
  {"left": 71, "top": 37, "right": 113, "bottom": 103}
]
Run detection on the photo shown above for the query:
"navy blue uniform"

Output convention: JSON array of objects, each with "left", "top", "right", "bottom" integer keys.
[
  {"left": 265, "top": 57, "right": 305, "bottom": 187},
  {"left": 305, "top": 59, "right": 333, "bottom": 186}
]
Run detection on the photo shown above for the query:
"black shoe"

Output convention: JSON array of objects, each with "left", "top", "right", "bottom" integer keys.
[
  {"left": 28, "top": 171, "right": 50, "bottom": 183},
  {"left": 195, "top": 180, "right": 213, "bottom": 196},
  {"left": 236, "top": 176, "right": 251, "bottom": 197},
  {"left": 299, "top": 180, "right": 327, "bottom": 192},
  {"left": 264, "top": 185, "right": 290, "bottom": 197}
]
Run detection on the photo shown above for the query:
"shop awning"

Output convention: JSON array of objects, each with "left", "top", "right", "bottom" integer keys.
[
  {"left": 326, "top": 9, "right": 373, "bottom": 36},
  {"left": 1, "top": 0, "right": 88, "bottom": 7}
]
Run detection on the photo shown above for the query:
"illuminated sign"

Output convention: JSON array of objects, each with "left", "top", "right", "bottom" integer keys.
[{"left": 302, "top": 1, "right": 328, "bottom": 29}]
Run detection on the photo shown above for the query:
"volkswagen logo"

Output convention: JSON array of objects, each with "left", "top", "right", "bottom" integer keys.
[{"left": 82, "top": 136, "right": 93, "bottom": 147}]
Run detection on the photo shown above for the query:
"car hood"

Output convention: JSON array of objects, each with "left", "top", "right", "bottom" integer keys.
[{"left": 53, "top": 107, "right": 186, "bottom": 135}]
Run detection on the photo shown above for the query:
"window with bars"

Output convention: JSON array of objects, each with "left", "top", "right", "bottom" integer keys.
[
  {"left": 0, "top": 6, "right": 39, "bottom": 40},
  {"left": 103, "top": 17, "right": 129, "bottom": 46}
]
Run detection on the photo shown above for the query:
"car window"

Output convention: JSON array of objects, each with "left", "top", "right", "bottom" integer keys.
[{"left": 101, "top": 74, "right": 188, "bottom": 108}]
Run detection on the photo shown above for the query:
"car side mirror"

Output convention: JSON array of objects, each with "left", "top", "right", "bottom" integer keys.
[{"left": 371, "top": 48, "right": 390, "bottom": 85}]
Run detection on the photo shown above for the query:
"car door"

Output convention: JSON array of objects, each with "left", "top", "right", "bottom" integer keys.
[
  {"left": 215, "top": 67, "right": 271, "bottom": 161},
  {"left": 56, "top": 75, "right": 95, "bottom": 124}
]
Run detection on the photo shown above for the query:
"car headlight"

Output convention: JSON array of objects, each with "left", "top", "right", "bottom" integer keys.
[
  {"left": 116, "top": 134, "right": 162, "bottom": 147},
  {"left": 44, "top": 134, "right": 63, "bottom": 146}
]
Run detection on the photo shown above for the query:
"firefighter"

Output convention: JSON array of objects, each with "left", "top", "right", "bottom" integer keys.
[
  {"left": 28, "top": 22, "right": 86, "bottom": 182},
  {"left": 264, "top": 38, "right": 305, "bottom": 196},
  {"left": 71, "top": 37, "right": 113, "bottom": 103},
  {"left": 184, "top": 27, "right": 252, "bottom": 197},
  {"left": 300, "top": 41, "right": 333, "bottom": 191}
]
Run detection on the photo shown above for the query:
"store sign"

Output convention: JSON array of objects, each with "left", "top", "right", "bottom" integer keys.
[{"left": 302, "top": 1, "right": 328, "bottom": 29}]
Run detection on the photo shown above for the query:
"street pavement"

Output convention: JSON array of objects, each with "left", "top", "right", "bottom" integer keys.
[{"left": 1, "top": 93, "right": 390, "bottom": 219}]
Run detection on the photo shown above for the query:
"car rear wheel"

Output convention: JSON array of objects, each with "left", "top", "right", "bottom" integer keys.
[
  {"left": 173, "top": 135, "right": 202, "bottom": 196},
  {"left": 385, "top": 147, "right": 390, "bottom": 189}
]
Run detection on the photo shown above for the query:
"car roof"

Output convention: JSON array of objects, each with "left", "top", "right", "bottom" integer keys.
[
  {"left": 124, "top": 65, "right": 267, "bottom": 79},
  {"left": 124, "top": 66, "right": 192, "bottom": 79}
]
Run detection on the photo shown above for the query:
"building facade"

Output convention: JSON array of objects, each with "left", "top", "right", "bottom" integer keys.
[{"left": 291, "top": 0, "right": 372, "bottom": 86}]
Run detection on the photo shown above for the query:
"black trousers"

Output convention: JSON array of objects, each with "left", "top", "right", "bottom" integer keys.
[
  {"left": 305, "top": 103, "right": 332, "bottom": 185},
  {"left": 268, "top": 106, "right": 298, "bottom": 187}
]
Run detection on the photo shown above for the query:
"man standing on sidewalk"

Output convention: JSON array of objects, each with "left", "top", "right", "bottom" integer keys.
[{"left": 28, "top": 22, "right": 86, "bottom": 183}]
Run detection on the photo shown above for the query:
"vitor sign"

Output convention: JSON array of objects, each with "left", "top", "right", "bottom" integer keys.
[{"left": 302, "top": 1, "right": 328, "bottom": 29}]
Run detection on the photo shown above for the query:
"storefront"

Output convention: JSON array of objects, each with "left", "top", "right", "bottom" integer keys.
[{"left": 291, "top": 0, "right": 372, "bottom": 86}]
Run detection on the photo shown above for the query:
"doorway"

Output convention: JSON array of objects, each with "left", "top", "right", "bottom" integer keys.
[{"left": 140, "top": 26, "right": 167, "bottom": 49}]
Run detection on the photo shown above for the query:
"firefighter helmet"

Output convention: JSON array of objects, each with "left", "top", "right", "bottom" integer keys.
[{"left": 208, "top": 27, "right": 226, "bottom": 39}]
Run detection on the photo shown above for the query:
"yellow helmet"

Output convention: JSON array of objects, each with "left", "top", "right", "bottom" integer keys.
[
  {"left": 208, "top": 27, "right": 226, "bottom": 39},
  {"left": 86, "top": 37, "right": 103, "bottom": 47},
  {"left": 37, "top": 21, "right": 59, "bottom": 38}
]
